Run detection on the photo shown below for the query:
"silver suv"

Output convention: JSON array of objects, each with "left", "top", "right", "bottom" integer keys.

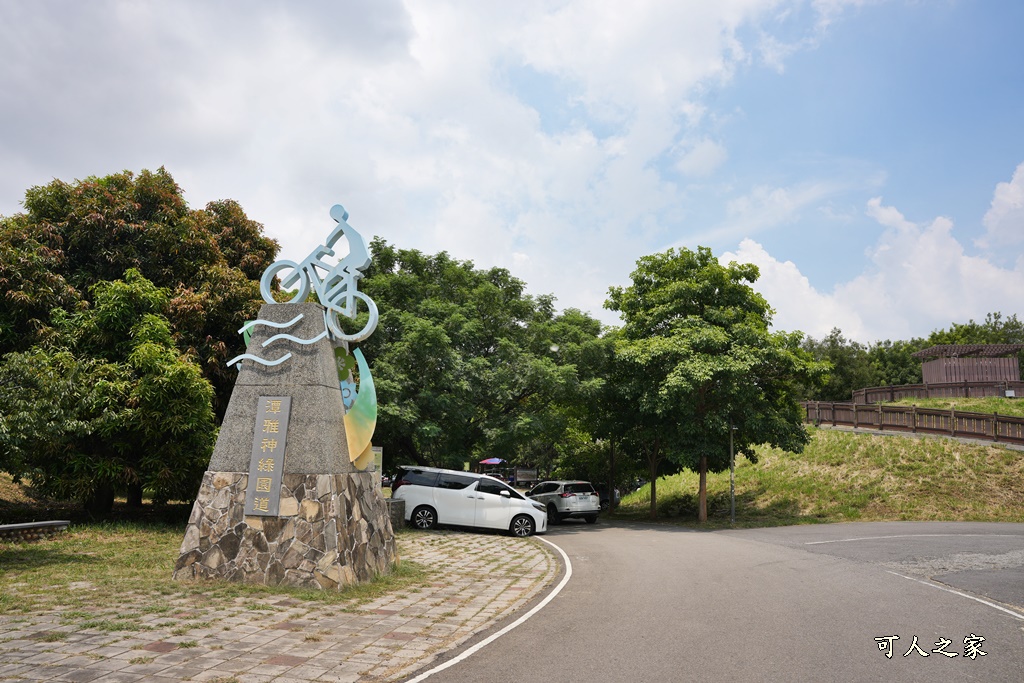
[{"left": 526, "top": 480, "right": 600, "bottom": 525}]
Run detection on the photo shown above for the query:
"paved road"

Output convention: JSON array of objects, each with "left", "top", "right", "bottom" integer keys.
[{"left": 403, "top": 521, "right": 1024, "bottom": 682}]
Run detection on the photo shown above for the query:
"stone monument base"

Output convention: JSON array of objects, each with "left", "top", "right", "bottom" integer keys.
[{"left": 173, "top": 471, "right": 397, "bottom": 589}]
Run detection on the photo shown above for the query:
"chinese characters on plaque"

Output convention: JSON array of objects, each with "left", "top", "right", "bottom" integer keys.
[{"left": 244, "top": 396, "right": 292, "bottom": 516}]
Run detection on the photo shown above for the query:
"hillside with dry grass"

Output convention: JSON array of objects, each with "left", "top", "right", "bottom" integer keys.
[{"left": 617, "top": 427, "right": 1024, "bottom": 528}]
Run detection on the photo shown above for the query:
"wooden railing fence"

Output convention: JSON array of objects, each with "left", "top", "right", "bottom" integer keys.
[
  {"left": 802, "top": 402, "right": 1024, "bottom": 447},
  {"left": 851, "top": 381, "right": 1024, "bottom": 405}
]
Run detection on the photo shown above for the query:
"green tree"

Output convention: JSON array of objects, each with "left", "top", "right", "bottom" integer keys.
[
  {"left": 0, "top": 215, "right": 79, "bottom": 353},
  {"left": 867, "top": 338, "right": 925, "bottom": 387},
  {"left": 800, "top": 328, "right": 874, "bottom": 401},
  {"left": 0, "top": 270, "right": 215, "bottom": 513},
  {"left": 0, "top": 169, "right": 277, "bottom": 419},
  {"left": 606, "top": 246, "right": 824, "bottom": 521},
  {"left": 358, "top": 240, "right": 603, "bottom": 473},
  {"left": 927, "top": 311, "right": 1024, "bottom": 346}
]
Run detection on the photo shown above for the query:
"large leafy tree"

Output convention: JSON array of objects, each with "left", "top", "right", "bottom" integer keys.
[
  {"left": 0, "top": 168, "right": 277, "bottom": 419},
  {"left": 867, "top": 338, "right": 924, "bottom": 387},
  {"left": 606, "top": 246, "right": 824, "bottom": 521},
  {"left": 358, "top": 240, "right": 603, "bottom": 472},
  {"left": 0, "top": 270, "right": 215, "bottom": 513},
  {"left": 800, "top": 328, "right": 874, "bottom": 401}
]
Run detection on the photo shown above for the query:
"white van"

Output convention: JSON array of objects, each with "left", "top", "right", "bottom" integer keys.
[{"left": 391, "top": 466, "right": 547, "bottom": 537}]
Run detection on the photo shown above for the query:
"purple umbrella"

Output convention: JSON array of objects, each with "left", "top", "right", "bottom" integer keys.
[{"left": 479, "top": 457, "right": 504, "bottom": 465}]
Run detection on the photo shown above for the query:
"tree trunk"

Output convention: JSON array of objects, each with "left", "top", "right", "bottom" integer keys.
[
  {"left": 84, "top": 484, "right": 115, "bottom": 517},
  {"left": 647, "top": 439, "right": 660, "bottom": 519},
  {"left": 127, "top": 483, "right": 144, "bottom": 508},
  {"left": 698, "top": 454, "right": 708, "bottom": 523},
  {"left": 649, "top": 461, "right": 658, "bottom": 519},
  {"left": 609, "top": 437, "right": 617, "bottom": 512}
]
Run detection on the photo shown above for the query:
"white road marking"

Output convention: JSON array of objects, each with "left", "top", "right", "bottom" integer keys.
[
  {"left": 885, "top": 570, "right": 1024, "bottom": 621},
  {"left": 404, "top": 536, "right": 573, "bottom": 682},
  {"left": 804, "top": 534, "right": 1021, "bottom": 545}
]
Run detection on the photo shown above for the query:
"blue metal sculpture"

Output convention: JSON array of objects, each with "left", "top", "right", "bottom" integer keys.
[{"left": 259, "top": 204, "right": 379, "bottom": 342}]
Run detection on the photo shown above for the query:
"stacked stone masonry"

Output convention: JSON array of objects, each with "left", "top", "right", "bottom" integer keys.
[
  {"left": 0, "top": 521, "right": 69, "bottom": 543},
  {"left": 173, "top": 471, "right": 397, "bottom": 589}
]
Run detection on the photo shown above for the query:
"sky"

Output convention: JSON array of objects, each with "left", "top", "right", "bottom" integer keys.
[{"left": 2, "top": 0, "right": 1023, "bottom": 344}]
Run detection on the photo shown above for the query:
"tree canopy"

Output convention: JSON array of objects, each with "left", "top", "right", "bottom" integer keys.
[
  {"left": 357, "top": 239, "right": 606, "bottom": 474},
  {"left": 0, "top": 168, "right": 278, "bottom": 420},
  {"left": 0, "top": 169, "right": 277, "bottom": 512},
  {"left": 607, "top": 246, "right": 824, "bottom": 521},
  {"left": 0, "top": 269, "right": 215, "bottom": 512}
]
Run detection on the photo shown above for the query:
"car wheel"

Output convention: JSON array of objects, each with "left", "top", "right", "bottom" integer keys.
[
  {"left": 584, "top": 515, "right": 598, "bottom": 524},
  {"left": 600, "top": 500, "right": 609, "bottom": 511},
  {"left": 411, "top": 505, "right": 437, "bottom": 530},
  {"left": 510, "top": 514, "right": 535, "bottom": 537},
  {"left": 546, "top": 504, "right": 562, "bottom": 525}
]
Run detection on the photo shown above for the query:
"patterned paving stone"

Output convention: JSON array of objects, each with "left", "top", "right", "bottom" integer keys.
[{"left": 0, "top": 530, "right": 557, "bottom": 682}]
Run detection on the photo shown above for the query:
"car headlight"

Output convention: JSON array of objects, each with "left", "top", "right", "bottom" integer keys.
[{"left": 532, "top": 503, "right": 545, "bottom": 513}]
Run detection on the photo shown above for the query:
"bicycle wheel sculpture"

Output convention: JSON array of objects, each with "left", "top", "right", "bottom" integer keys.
[
  {"left": 258, "top": 203, "right": 378, "bottom": 344},
  {"left": 324, "top": 291, "right": 379, "bottom": 342}
]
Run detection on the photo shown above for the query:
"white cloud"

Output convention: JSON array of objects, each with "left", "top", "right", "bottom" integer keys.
[
  {"left": 679, "top": 179, "right": 845, "bottom": 247},
  {"left": 722, "top": 238, "right": 869, "bottom": 338},
  {"left": 676, "top": 139, "right": 729, "bottom": 177},
  {"left": 978, "top": 162, "right": 1024, "bottom": 250},
  {"left": 733, "top": 186, "right": 1024, "bottom": 343}
]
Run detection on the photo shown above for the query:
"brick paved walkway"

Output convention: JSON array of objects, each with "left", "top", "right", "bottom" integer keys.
[{"left": 0, "top": 530, "right": 558, "bottom": 682}]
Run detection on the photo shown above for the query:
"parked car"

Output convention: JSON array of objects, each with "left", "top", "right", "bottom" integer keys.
[
  {"left": 391, "top": 466, "right": 547, "bottom": 537},
  {"left": 593, "top": 483, "right": 621, "bottom": 511},
  {"left": 526, "top": 480, "right": 600, "bottom": 524}
]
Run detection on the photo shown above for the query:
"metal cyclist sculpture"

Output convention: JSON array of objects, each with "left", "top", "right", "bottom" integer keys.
[{"left": 259, "top": 204, "right": 379, "bottom": 342}]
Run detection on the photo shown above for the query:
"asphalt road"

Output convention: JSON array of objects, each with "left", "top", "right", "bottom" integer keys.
[{"left": 402, "top": 520, "right": 1024, "bottom": 683}]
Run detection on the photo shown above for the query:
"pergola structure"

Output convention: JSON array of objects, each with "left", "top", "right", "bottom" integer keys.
[{"left": 912, "top": 344, "right": 1024, "bottom": 384}]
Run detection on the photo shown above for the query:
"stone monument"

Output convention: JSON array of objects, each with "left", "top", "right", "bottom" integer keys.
[{"left": 173, "top": 204, "right": 396, "bottom": 589}]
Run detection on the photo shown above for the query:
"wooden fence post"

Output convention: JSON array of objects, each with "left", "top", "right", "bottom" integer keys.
[
  {"left": 878, "top": 404, "right": 884, "bottom": 431},
  {"left": 993, "top": 412, "right": 999, "bottom": 443},
  {"left": 911, "top": 405, "right": 917, "bottom": 433},
  {"left": 950, "top": 407, "right": 956, "bottom": 437}
]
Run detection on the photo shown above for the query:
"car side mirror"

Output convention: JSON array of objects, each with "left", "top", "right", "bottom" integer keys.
[{"left": 500, "top": 490, "right": 511, "bottom": 498}]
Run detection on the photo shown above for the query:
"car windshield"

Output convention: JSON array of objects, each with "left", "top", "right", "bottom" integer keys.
[{"left": 565, "top": 483, "right": 595, "bottom": 494}]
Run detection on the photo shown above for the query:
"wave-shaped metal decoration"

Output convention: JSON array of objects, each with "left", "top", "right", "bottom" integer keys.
[
  {"left": 262, "top": 330, "right": 329, "bottom": 347},
  {"left": 238, "top": 313, "right": 304, "bottom": 335},
  {"left": 226, "top": 352, "right": 293, "bottom": 368},
  {"left": 239, "top": 313, "right": 305, "bottom": 347}
]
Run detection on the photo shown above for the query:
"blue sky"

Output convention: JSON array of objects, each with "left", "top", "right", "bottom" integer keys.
[{"left": 1, "top": 0, "right": 1022, "bottom": 343}]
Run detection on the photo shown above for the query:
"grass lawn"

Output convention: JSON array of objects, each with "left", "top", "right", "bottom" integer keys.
[
  {"left": 615, "top": 427, "right": 1024, "bottom": 528},
  {"left": 1, "top": 472, "right": 431, "bottom": 626},
  {"left": 0, "top": 518, "right": 429, "bottom": 630}
]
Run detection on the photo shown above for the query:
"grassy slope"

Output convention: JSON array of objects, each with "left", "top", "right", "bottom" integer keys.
[{"left": 616, "top": 427, "right": 1024, "bottom": 528}]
